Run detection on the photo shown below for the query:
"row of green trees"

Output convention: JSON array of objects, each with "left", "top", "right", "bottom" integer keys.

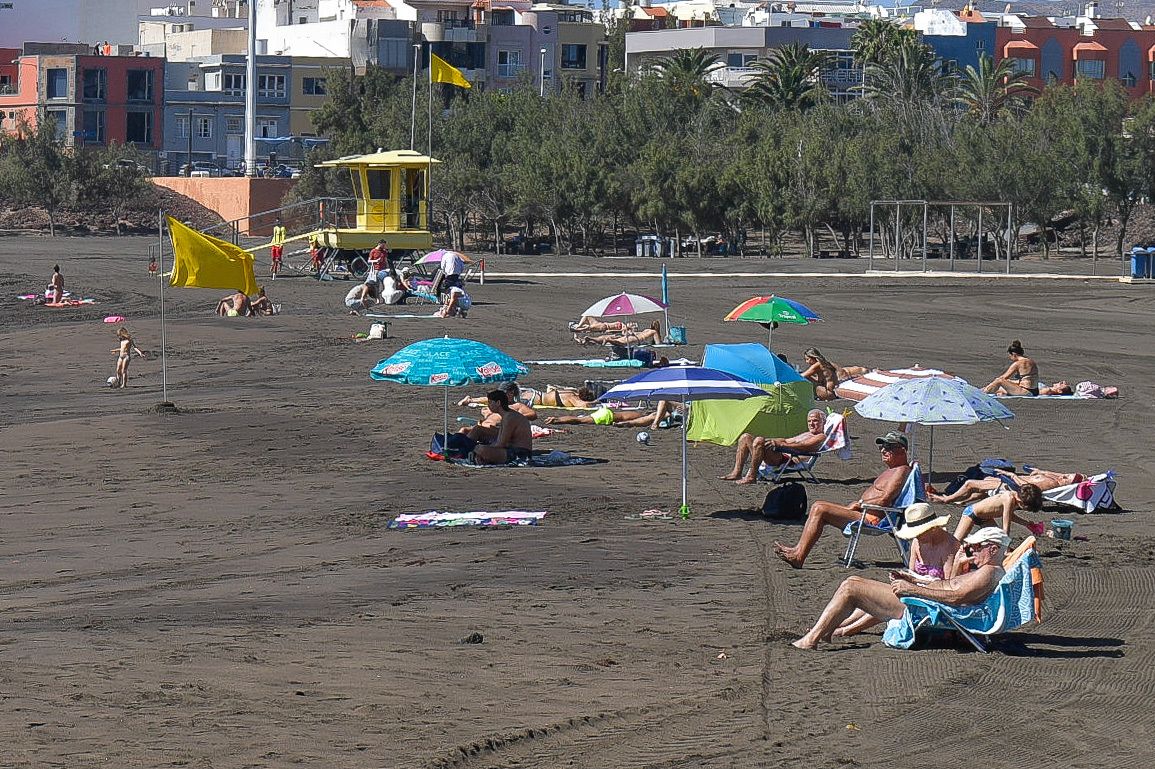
[
  {"left": 0, "top": 121, "right": 154, "bottom": 235},
  {"left": 294, "top": 20, "right": 1155, "bottom": 259}
]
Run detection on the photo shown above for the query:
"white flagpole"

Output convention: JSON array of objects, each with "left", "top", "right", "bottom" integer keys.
[
  {"left": 427, "top": 47, "right": 434, "bottom": 237},
  {"left": 158, "top": 210, "right": 169, "bottom": 404}
]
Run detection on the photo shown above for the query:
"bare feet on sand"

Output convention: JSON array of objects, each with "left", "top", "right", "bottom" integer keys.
[
  {"left": 773, "top": 542, "right": 803, "bottom": 569},
  {"left": 719, "top": 472, "right": 741, "bottom": 480},
  {"left": 736, "top": 476, "right": 757, "bottom": 485}
]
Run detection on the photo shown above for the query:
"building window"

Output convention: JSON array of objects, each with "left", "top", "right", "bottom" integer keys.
[
  {"left": 196, "top": 116, "right": 212, "bottom": 138},
  {"left": 561, "top": 44, "right": 586, "bottom": 70},
  {"left": 127, "top": 69, "right": 154, "bottom": 101},
  {"left": 126, "top": 111, "right": 153, "bottom": 144},
  {"left": 176, "top": 114, "right": 190, "bottom": 139},
  {"left": 226, "top": 116, "right": 242, "bottom": 133},
  {"left": 976, "top": 40, "right": 985, "bottom": 51},
  {"left": 258, "top": 74, "right": 286, "bottom": 97},
  {"left": 1122, "top": 71, "right": 1137, "bottom": 87},
  {"left": 83, "top": 110, "right": 105, "bottom": 143},
  {"left": 46, "top": 109, "right": 67, "bottom": 140},
  {"left": 0, "top": 74, "right": 12, "bottom": 94},
  {"left": 726, "top": 53, "right": 757, "bottom": 68},
  {"left": 82, "top": 69, "right": 106, "bottom": 101},
  {"left": 46, "top": 68, "right": 68, "bottom": 99},
  {"left": 1076, "top": 59, "right": 1105, "bottom": 80},
  {"left": 302, "top": 76, "right": 326, "bottom": 95},
  {"left": 223, "top": 73, "right": 245, "bottom": 95},
  {"left": 1009, "top": 57, "right": 1035, "bottom": 77},
  {"left": 257, "top": 117, "right": 278, "bottom": 138},
  {"left": 491, "top": 9, "right": 514, "bottom": 25},
  {"left": 497, "top": 50, "right": 522, "bottom": 77}
]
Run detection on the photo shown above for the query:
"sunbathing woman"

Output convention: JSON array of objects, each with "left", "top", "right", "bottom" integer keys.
[
  {"left": 983, "top": 339, "right": 1039, "bottom": 396},
  {"left": 579, "top": 320, "right": 663, "bottom": 347},
  {"left": 570, "top": 316, "right": 638, "bottom": 335},
  {"left": 460, "top": 384, "right": 597, "bottom": 410},
  {"left": 800, "top": 347, "right": 868, "bottom": 401},
  {"left": 110, "top": 326, "right": 146, "bottom": 388},
  {"left": 930, "top": 467, "right": 1084, "bottom": 504},
  {"left": 250, "top": 286, "right": 276, "bottom": 316},
  {"left": 544, "top": 400, "right": 682, "bottom": 429}
]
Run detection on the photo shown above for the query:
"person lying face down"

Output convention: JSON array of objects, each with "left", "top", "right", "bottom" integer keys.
[
  {"left": 721, "top": 409, "right": 827, "bottom": 485},
  {"left": 791, "top": 526, "right": 1009, "bottom": 650},
  {"left": 543, "top": 400, "right": 681, "bottom": 430},
  {"left": 773, "top": 431, "right": 912, "bottom": 569}
]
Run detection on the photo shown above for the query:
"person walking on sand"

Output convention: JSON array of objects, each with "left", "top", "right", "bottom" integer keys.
[
  {"left": 270, "top": 219, "right": 287, "bottom": 280},
  {"left": 111, "top": 327, "right": 146, "bottom": 389},
  {"left": 49, "top": 264, "right": 65, "bottom": 303}
]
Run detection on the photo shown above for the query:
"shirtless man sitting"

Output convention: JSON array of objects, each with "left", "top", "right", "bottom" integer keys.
[
  {"left": 930, "top": 467, "right": 1083, "bottom": 504},
  {"left": 471, "top": 389, "right": 534, "bottom": 465},
  {"left": 722, "top": 409, "right": 827, "bottom": 485},
  {"left": 459, "top": 382, "right": 537, "bottom": 444},
  {"left": 773, "top": 431, "right": 912, "bottom": 568},
  {"left": 791, "top": 527, "right": 1010, "bottom": 650},
  {"left": 216, "top": 292, "right": 252, "bottom": 317}
]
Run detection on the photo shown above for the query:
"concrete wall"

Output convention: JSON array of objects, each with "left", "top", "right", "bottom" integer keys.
[
  {"left": 153, "top": 177, "right": 297, "bottom": 235},
  {"left": 0, "top": 0, "right": 156, "bottom": 47}
]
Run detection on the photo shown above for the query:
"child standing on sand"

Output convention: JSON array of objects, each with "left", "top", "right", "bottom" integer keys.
[{"left": 110, "top": 327, "right": 146, "bottom": 388}]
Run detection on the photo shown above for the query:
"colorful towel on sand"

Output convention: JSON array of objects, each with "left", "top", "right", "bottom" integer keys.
[
  {"left": 365, "top": 312, "right": 441, "bottom": 319},
  {"left": 448, "top": 450, "right": 602, "bottom": 468},
  {"left": 44, "top": 298, "right": 96, "bottom": 307},
  {"left": 389, "top": 511, "right": 547, "bottom": 529}
]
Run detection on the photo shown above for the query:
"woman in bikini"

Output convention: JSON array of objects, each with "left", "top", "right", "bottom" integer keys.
[
  {"left": 570, "top": 316, "right": 638, "bottom": 336},
  {"left": 460, "top": 384, "right": 597, "bottom": 410},
  {"left": 983, "top": 340, "right": 1039, "bottom": 396},
  {"left": 111, "top": 327, "right": 146, "bottom": 388},
  {"left": 800, "top": 347, "right": 868, "bottom": 401},
  {"left": 579, "top": 320, "right": 663, "bottom": 347},
  {"left": 250, "top": 286, "right": 276, "bottom": 316}
]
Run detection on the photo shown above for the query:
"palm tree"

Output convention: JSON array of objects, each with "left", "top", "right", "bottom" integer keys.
[
  {"left": 850, "top": 18, "right": 915, "bottom": 67},
  {"left": 861, "top": 37, "right": 953, "bottom": 105},
  {"left": 955, "top": 53, "right": 1038, "bottom": 125},
  {"left": 651, "top": 47, "right": 723, "bottom": 102},
  {"left": 744, "top": 43, "right": 831, "bottom": 112}
]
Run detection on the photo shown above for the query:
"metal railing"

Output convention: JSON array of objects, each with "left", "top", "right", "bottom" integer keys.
[{"left": 199, "top": 196, "right": 357, "bottom": 244}]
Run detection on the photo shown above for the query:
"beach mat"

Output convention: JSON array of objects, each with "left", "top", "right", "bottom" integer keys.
[
  {"left": 448, "top": 450, "right": 603, "bottom": 468},
  {"left": 389, "top": 510, "right": 547, "bottom": 529}
]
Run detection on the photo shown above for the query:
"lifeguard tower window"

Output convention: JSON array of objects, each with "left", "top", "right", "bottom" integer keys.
[
  {"left": 366, "top": 170, "right": 391, "bottom": 199},
  {"left": 404, "top": 169, "right": 425, "bottom": 227},
  {"left": 347, "top": 169, "right": 364, "bottom": 197}
]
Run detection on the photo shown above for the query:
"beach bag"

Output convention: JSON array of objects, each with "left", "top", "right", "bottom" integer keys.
[
  {"left": 368, "top": 323, "right": 387, "bottom": 340},
  {"left": 761, "top": 482, "right": 807, "bottom": 520},
  {"left": 667, "top": 326, "right": 688, "bottom": 345},
  {"left": 430, "top": 432, "right": 477, "bottom": 459}
]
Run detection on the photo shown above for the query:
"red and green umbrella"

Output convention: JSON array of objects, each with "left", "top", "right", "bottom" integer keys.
[{"left": 724, "top": 295, "right": 821, "bottom": 349}]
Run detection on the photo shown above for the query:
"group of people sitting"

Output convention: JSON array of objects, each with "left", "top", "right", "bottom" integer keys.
[
  {"left": 216, "top": 287, "right": 276, "bottom": 317},
  {"left": 345, "top": 241, "right": 472, "bottom": 318}
]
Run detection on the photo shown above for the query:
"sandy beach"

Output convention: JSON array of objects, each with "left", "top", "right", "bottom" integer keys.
[{"left": 1, "top": 236, "right": 1152, "bottom": 768}]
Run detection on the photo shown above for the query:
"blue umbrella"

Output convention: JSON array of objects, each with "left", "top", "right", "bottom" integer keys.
[
  {"left": 371, "top": 337, "right": 528, "bottom": 443},
  {"left": 601, "top": 366, "right": 764, "bottom": 518},
  {"left": 854, "top": 377, "right": 1014, "bottom": 475}
]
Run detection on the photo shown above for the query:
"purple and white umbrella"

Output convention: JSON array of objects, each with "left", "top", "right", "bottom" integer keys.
[
  {"left": 581, "top": 292, "right": 667, "bottom": 318},
  {"left": 600, "top": 366, "right": 763, "bottom": 518},
  {"left": 416, "top": 249, "right": 472, "bottom": 265}
]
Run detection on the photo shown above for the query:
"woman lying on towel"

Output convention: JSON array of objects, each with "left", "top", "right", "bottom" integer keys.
[
  {"left": 578, "top": 320, "right": 662, "bottom": 347},
  {"left": 570, "top": 316, "right": 638, "bottom": 336},
  {"left": 800, "top": 347, "right": 868, "bottom": 401},
  {"left": 459, "top": 382, "right": 595, "bottom": 411},
  {"left": 930, "top": 467, "right": 1085, "bottom": 504},
  {"left": 544, "top": 400, "right": 682, "bottom": 429}
]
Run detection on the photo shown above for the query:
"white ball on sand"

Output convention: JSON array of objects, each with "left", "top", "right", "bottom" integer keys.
[
  {"left": 107, "top": 376, "right": 118, "bottom": 387},
  {"left": 636, "top": 431, "right": 650, "bottom": 446}
]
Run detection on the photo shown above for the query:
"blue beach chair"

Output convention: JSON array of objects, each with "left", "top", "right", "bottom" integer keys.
[{"left": 842, "top": 462, "right": 925, "bottom": 567}]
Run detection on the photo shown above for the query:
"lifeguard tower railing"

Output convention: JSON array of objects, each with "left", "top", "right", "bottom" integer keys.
[{"left": 200, "top": 196, "right": 358, "bottom": 246}]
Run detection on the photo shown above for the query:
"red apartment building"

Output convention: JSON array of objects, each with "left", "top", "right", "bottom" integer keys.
[
  {"left": 0, "top": 43, "right": 164, "bottom": 150},
  {"left": 996, "top": 16, "right": 1155, "bottom": 99}
]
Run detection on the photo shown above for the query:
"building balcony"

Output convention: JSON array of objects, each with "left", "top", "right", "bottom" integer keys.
[
  {"left": 705, "top": 66, "right": 758, "bottom": 89},
  {"left": 497, "top": 63, "right": 526, "bottom": 78},
  {"left": 421, "top": 21, "right": 485, "bottom": 44}
]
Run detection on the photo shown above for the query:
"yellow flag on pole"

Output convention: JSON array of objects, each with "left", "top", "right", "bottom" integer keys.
[
  {"left": 166, "top": 216, "right": 259, "bottom": 296},
  {"left": 430, "top": 52, "right": 471, "bottom": 89}
]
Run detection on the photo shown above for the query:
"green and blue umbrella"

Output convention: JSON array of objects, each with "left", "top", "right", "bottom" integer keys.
[
  {"left": 371, "top": 337, "right": 528, "bottom": 443},
  {"left": 724, "top": 295, "right": 821, "bottom": 349}
]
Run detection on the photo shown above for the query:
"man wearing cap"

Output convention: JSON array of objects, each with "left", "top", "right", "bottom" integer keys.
[
  {"left": 774, "top": 431, "right": 913, "bottom": 568},
  {"left": 792, "top": 526, "right": 1010, "bottom": 650}
]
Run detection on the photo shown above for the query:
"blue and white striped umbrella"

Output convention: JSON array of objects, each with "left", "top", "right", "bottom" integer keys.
[{"left": 601, "top": 367, "right": 763, "bottom": 518}]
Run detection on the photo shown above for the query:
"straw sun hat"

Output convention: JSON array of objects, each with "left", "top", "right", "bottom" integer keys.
[{"left": 894, "top": 503, "right": 950, "bottom": 540}]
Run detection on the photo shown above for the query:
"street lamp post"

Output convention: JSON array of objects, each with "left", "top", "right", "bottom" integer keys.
[{"left": 539, "top": 47, "right": 547, "bottom": 96}]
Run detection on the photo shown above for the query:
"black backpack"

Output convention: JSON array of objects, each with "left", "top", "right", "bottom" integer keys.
[{"left": 761, "top": 482, "right": 808, "bottom": 520}]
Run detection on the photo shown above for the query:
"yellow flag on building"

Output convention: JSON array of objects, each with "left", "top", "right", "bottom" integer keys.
[
  {"left": 167, "top": 216, "right": 259, "bottom": 296},
  {"left": 430, "top": 52, "right": 471, "bottom": 89}
]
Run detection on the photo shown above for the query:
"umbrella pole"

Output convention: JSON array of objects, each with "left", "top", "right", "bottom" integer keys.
[
  {"left": 767, "top": 324, "right": 773, "bottom": 351},
  {"left": 928, "top": 426, "right": 934, "bottom": 483},
  {"left": 444, "top": 387, "right": 449, "bottom": 450},
  {"left": 680, "top": 399, "right": 690, "bottom": 519}
]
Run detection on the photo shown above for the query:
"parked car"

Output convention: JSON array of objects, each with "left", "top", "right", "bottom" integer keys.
[
  {"left": 103, "top": 158, "right": 152, "bottom": 176},
  {"left": 179, "top": 161, "right": 222, "bottom": 178}
]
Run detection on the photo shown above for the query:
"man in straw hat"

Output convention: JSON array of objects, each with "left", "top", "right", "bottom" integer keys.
[
  {"left": 774, "top": 431, "right": 912, "bottom": 568},
  {"left": 792, "top": 526, "right": 1010, "bottom": 650}
]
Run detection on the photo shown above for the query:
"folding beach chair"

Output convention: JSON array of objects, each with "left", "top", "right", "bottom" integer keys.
[
  {"left": 882, "top": 537, "right": 1044, "bottom": 653},
  {"left": 842, "top": 462, "right": 925, "bottom": 567},
  {"left": 996, "top": 470, "right": 1118, "bottom": 513},
  {"left": 759, "top": 411, "right": 852, "bottom": 484}
]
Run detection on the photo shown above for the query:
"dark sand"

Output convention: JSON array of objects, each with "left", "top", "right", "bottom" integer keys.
[{"left": 1, "top": 237, "right": 1152, "bottom": 768}]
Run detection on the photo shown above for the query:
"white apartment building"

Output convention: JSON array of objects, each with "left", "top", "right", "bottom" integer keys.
[{"left": 0, "top": 0, "right": 159, "bottom": 47}]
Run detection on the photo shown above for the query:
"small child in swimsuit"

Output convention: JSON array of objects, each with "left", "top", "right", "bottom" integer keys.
[
  {"left": 111, "top": 327, "right": 146, "bottom": 389},
  {"left": 953, "top": 483, "right": 1045, "bottom": 540}
]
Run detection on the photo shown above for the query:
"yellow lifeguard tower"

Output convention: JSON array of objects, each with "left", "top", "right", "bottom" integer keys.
[{"left": 313, "top": 149, "right": 440, "bottom": 253}]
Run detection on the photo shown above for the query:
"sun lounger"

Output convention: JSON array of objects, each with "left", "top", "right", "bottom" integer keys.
[
  {"left": 758, "top": 412, "right": 852, "bottom": 484},
  {"left": 882, "top": 537, "right": 1044, "bottom": 653},
  {"left": 842, "top": 462, "right": 925, "bottom": 567}
]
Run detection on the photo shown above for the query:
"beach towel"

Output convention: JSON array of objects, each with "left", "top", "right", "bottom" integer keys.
[
  {"left": 883, "top": 549, "right": 1041, "bottom": 650},
  {"left": 365, "top": 312, "right": 441, "bottom": 319},
  {"left": 448, "top": 450, "right": 601, "bottom": 468},
  {"left": 44, "top": 299, "right": 96, "bottom": 307},
  {"left": 1042, "top": 471, "right": 1117, "bottom": 513},
  {"left": 389, "top": 510, "right": 547, "bottom": 529}
]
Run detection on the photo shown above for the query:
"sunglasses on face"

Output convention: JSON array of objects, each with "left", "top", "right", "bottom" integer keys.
[{"left": 965, "top": 543, "right": 991, "bottom": 557}]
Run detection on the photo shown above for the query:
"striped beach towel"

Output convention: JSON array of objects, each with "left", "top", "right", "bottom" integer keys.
[{"left": 834, "top": 366, "right": 960, "bottom": 402}]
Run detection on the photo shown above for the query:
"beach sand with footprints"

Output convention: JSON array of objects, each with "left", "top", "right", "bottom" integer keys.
[{"left": 0, "top": 236, "right": 1152, "bottom": 768}]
